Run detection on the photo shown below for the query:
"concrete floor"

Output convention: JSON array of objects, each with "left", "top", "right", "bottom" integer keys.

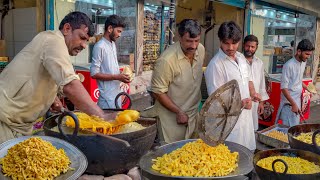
[{"left": 307, "top": 103, "right": 320, "bottom": 123}]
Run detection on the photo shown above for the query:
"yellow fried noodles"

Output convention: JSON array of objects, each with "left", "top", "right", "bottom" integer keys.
[
  {"left": 0, "top": 137, "right": 71, "bottom": 180},
  {"left": 152, "top": 139, "right": 238, "bottom": 177},
  {"left": 257, "top": 156, "right": 320, "bottom": 174}
]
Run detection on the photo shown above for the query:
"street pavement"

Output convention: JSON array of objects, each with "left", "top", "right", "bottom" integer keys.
[{"left": 307, "top": 102, "right": 320, "bottom": 123}]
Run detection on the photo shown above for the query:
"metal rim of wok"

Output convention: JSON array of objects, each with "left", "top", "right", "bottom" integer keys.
[
  {"left": 287, "top": 123, "right": 320, "bottom": 155},
  {"left": 139, "top": 139, "right": 253, "bottom": 179},
  {"left": 253, "top": 148, "right": 320, "bottom": 179},
  {"left": 198, "top": 80, "right": 242, "bottom": 146},
  {"left": 0, "top": 136, "right": 88, "bottom": 180}
]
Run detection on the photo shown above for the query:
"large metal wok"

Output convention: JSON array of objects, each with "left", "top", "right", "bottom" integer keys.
[
  {"left": 43, "top": 111, "right": 157, "bottom": 176},
  {"left": 139, "top": 139, "right": 253, "bottom": 179},
  {"left": 288, "top": 123, "right": 320, "bottom": 155},
  {"left": 253, "top": 148, "right": 320, "bottom": 180},
  {"left": 139, "top": 80, "right": 253, "bottom": 179}
]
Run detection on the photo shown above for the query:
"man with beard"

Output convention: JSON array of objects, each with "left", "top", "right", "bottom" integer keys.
[
  {"left": 147, "top": 19, "right": 205, "bottom": 143},
  {"left": 276, "top": 39, "right": 314, "bottom": 126},
  {"left": 205, "top": 21, "right": 259, "bottom": 151},
  {"left": 90, "top": 15, "right": 130, "bottom": 109},
  {"left": 0, "top": 12, "right": 109, "bottom": 143},
  {"left": 243, "top": 35, "right": 269, "bottom": 131}
]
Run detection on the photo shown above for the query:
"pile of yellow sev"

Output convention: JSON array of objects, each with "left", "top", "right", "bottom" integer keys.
[
  {"left": 294, "top": 132, "right": 320, "bottom": 145},
  {"left": 151, "top": 139, "right": 238, "bottom": 177},
  {"left": 257, "top": 156, "right": 320, "bottom": 174},
  {"left": 65, "top": 110, "right": 140, "bottom": 135},
  {"left": 0, "top": 137, "right": 72, "bottom": 179}
]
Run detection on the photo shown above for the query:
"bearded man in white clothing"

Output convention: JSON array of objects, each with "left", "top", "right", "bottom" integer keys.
[{"left": 243, "top": 35, "right": 269, "bottom": 131}]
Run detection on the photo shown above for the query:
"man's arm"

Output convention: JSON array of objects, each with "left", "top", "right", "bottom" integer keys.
[
  {"left": 151, "top": 57, "right": 189, "bottom": 125},
  {"left": 63, "top": 79, "right": 106, "bottom": 118},
  {"left": 282, "top": 88, "right": 300, "bottom": 113},
  {"left": 280, "top": 63, "right": 299, "bottom": 113},
  {"left": 91, "top": 73, "right": 130, "bottom": 83},
  {"left": 153, "top": 92, "right": 188, "bottom": 124},
  {"left": 249, "top": 81, "right": 261, "bottom": 102},
  {"left": 302, "top": 82, "right": 308, "bottom": 90}
]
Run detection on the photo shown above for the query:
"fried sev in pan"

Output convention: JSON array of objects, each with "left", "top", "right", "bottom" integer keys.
[{"left": 0, "top": 137, "right": 72, "bottom": 180}]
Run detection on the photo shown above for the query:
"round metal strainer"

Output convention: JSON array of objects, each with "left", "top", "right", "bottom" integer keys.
[{"left": 199, "top": 79, "right": 242, "bottom": 146}]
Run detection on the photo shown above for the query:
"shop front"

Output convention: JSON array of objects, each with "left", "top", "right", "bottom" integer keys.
[
  {"left": 249, "top": 0, "right": 317, "bottom": 126},
  {"left": 46, "top": 0, "right": 171, "bottom": 102}
]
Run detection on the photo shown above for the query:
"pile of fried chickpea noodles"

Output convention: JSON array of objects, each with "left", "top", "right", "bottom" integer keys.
[
  {"left": 0, "top": 137, "right": 71, "bottom": 180},
  {"left": 294, "top": 132, "right": 320, "bottom": 145},
  {"left": 257, "top": 156, "right": 320, "bottom": 174},
  {"left": 152, "top": 139, "right": 238, "bottom": 177},
  {"left": 66, "top": 110, "right": 140, "bottom": 135}
]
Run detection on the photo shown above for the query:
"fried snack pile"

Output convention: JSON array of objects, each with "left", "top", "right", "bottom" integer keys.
[
  {"left": 257, "top": 156, "right": 320, "bottom": 174},
  {"left": 65, "top": 110, "right": 140, "bottom": 135},
  {"left": 265, "top": 130, "right": 288, "bottom": 143},
  {"left": 116, "top": 122, "right": 145, "bottom": 134},
  {"left": 295, "top": 132, "right": 320, "bottom": 145},
  {"left": 152, "top": 139, "right": 238, "bottom": 177},
  {"left": 0, "top": 137, "right": 71, "bottom": 180}
]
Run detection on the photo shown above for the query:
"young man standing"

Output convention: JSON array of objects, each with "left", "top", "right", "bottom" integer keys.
[
  {"left": 205, "top": 21, "right": 257, "bottom": 151},
  {"left": 90, "top": 15, "right": 130, "bottom": 109},
  {"left": 243, "top": 35, "right": 269, "bottom": 131},
  {"left": 277, "top": 39, "right": 314, "bottom": 126}
]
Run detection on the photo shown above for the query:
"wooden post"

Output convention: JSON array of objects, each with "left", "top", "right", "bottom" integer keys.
[
  {"left": 136, "top": 0, "right": 144, "bottom": 75},
  {"left": 36, "top": 0, "right": 45, "bottom": 32},
  {"left": 312, "top": 19, "right": 320, "bottom": 82}
]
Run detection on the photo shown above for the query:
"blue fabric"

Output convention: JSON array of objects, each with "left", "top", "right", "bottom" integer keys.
[{"left": 279, "top": 104, "right": 300, "bottom": 126}]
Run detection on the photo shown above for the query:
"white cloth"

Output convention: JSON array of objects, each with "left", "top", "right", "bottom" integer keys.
[
  {"left": 247, "top": 56, "right": 269, "bottom": 131},
  {"left": 90, "top": 37, "right": 120, "bottom": 109},
  {"left": 205, "top": 48, "right": 256, "bottom": 150},
  {"left": 276, "top": 57, "right": 306, "bottom": 126}
]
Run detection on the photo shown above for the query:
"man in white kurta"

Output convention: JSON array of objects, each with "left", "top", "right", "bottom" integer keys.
[
  {"left": 90, "top": 15, "right": 130, "bottom": 109},
  {"left": 276, "top": 39, "right": 314, "bottom": 126},
  {"left": 205, "top": 49, "right": 256, "bottom": 150},
  {"left": 243, "top": 35, "right": 269, "bottom": 131},
  {"left": 91, "top": 37, "right": 121, "bottom": 109},
  {"left": 205, "top": 21, "right": 256, "bottom": 151}
]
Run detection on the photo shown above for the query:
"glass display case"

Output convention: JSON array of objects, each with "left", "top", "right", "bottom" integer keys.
[
  {"left": 74, "top": 0, "right": 137, "bottom": 66},
  {"left": 251, "top": 4, "right": 316, "bottom": 78}
]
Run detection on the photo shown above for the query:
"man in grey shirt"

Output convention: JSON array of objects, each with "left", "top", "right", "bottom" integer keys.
[
  {"left": 276, "top": 39, "right": 314, "bottom": 126},
  {"left": 90, "top": 15, "right": 130, "bottom": 109}
]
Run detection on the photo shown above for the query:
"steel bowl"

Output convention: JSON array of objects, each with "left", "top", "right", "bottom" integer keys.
[{"left": 0, "top": 136, "right": 87, "bottom": 180}]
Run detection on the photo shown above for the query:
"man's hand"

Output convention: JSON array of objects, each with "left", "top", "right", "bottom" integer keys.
[
  {"left": 176, "top": 111, "right": 189, "bottom": 125},
  {"left": 117, "top": 74, "right": 131, "bottom": 83},
  {"left": 242, "top": 98, "right": 252, "bottom": 110},
  {"left": 252, "top": 93, "right": 262, "bottom": 102},
  {"left": 102, "top": 112, "right": 118, "bottom": 121},
  {"left": 291, "top": 103, "right": 301, "bottom": 114},
  {"left": 50, "top": 96, "right": 63, "bottom": 113},
  {"left": 258, "top": 101, "right": 264, "bottom": 115}
]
